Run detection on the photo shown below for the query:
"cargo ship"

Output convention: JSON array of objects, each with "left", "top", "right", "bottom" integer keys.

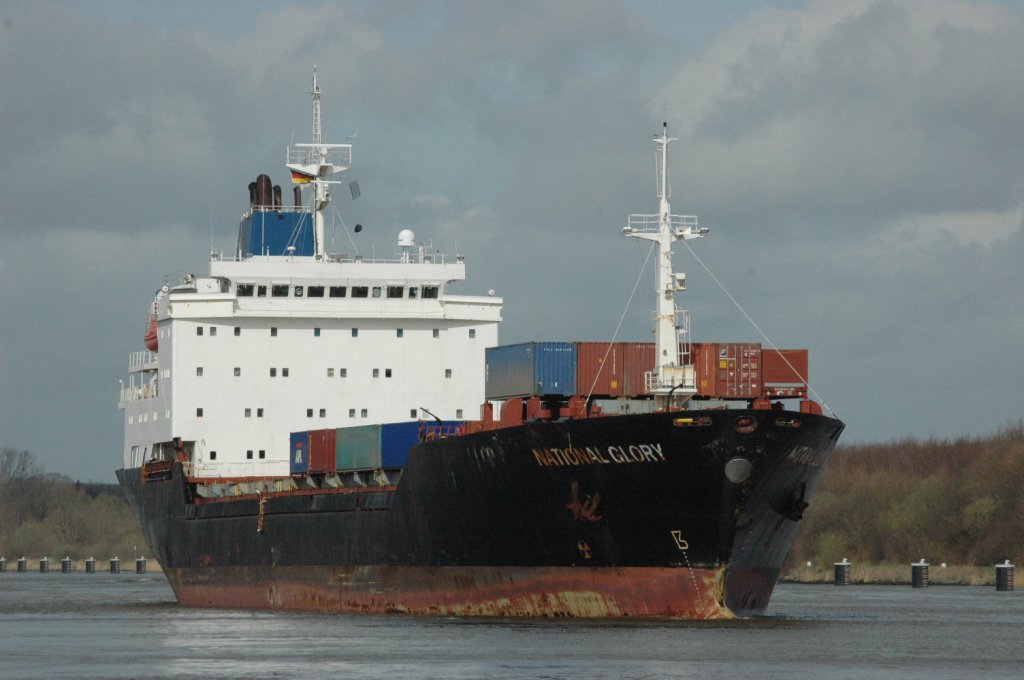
[{"left": 117, "top": 71, "right": 843, "bottom": 618}]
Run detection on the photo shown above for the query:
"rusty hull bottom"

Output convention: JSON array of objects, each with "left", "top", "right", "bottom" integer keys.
[{"left": 168, "top": 564, "right": 779, "bottom": 619}]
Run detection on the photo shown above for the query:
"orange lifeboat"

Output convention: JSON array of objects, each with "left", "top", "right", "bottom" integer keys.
[{"left": 143, "top": 298, "right": 159, "bottom": 351}]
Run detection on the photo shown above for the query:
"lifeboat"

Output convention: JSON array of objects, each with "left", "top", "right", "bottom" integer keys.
[{"left": 143, "top": 297, "right": 160, "bottom": 351}]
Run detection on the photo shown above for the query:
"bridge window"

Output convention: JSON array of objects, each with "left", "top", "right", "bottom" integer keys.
[
  {"left": 409, "top": 287, "right": 418, "bottom": 299},
  {"left": 329, "top": 286, "right": 347, "bottom": 298},
  {"left": 387, "top": 286, "right": 404, "bottom": 298},
  {"left": 237, "top": 284, "right": 254, "bottom": 296},
  {"left": 257, "top": 285, "right": 267, "bottom": 297},
  {"left": 272, "top": 284, "right": 288, "bottom": 297},
  {"left": 308, "top": 286, "right": 324, "bottom": 298},
  {"left": 422, "top": 286, "right": 439, "bottom": 299},
  {"left": 352, "top": 286, "right": 368, "bottom": 298}
]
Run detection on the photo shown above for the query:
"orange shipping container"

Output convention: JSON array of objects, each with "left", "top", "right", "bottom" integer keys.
[
  {"left": 576, "top": 342, "right": 625, "bottom": 397},
  {"left": 762, "top": 349, "right": 809, "bottom": 384}
]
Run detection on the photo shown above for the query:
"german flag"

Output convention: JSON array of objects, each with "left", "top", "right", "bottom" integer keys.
[{"left": 291, "top": 171, "right": 313, "bottom": 184}]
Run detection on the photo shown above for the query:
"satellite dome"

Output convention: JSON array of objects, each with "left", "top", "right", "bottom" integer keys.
[{"left": 398, "top": 229, "right": 416, "bottom": 248}]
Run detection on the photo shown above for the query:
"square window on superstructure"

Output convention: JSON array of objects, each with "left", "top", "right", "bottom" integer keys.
[
  {"left": 327, "top": 368, "right": 335, "bottom": 378},
  {"left": 409, "top": 287, "right": 419, "bottom": 299},
  {"left": 234, "top": 327, "right": 241, "bottom": 336},
  {"left": 314, "top": 327, "right": 321, "bottom": 337},
  {"left": 349, "top": 408, "right": 356, "bottom": 417},
  {"left": 257, "top": 285, "right": 267, "bottom": 297},
  {"left": 257, "top": 408, "right": 264, "bottom": 418},
  {"left": 422, "top": 286, "right": 439, "bottom": 299},
  {"left": 210, "top": 451, "right": 217, "bottom": 460},
  {"left": 234, "top": 367, "right": 241, "bottom": 376},
  {"left": 372, "top": 286, "right": 382, "bottom": 298},
  {"left": 396, "top": 328, "right": 404, "bottom": 338},
  {"left": 373, "top": 368, "right": 380, "bottom": 378},
  {"left": 308, "top": 285, "right": 324, "bottom": 298},
  {"left": 469, "top": 329, "right": 476, "bottom": 338},
  {"left": 245, "top": 408, "right": 251, "bottom": 417},
  {"left": 210, "top": 326, "right": 217, "bottom": 336},
  {"left": 351, "top": 328, "right": 358, "bottom": 337},
  {"left": 361, "top": 409, "right": 368, "bottom": 418},
  {"left": 247, "top": 450, "right": 253, "bottom": 460},
  {"left": 237, "top": 283, "right": 254, "bottom": 297},
  {"left": 294, "top": 285, "right": 304, "bottom": 297},
  {"left": 270, "top": 368, "right": 277, "bottom": 377},
  {"left": 445, "top": 369, "right": 452, "bottom": 378},
  {"left": 385, "top": 369, "right": 392, "bottom": 378},
  {"left": 329, "top": 286, "right": 347, "bottom": 298},
  {"left": 352, "top": 286, "right": 368, "bottom": 298},
  {"left": 319, "top": 409, "right": 326, "bottom": 418},
  {"left": 271, "top": 327, "right": 278, "bottom": 336},
  {"left": 197, "top": 408, "right": 204, "bottom": 417},
  {"left": 340, "top": 368, "right": 348, "bottom": 378},
  {"left": 456, "top": 409, "right": 464, "bottom": 419},
  {"left": 196, "top": 327, "right": 204, "bottom": 336},
  {"left": 410, "top": 409, "right": 417, "bottom": 418},
  {"left": 272, "top": 284, "right": 288, "bottom": 297},
  {"left": 306, "top": 408, "right": 313, "bottom": 418},
  {"left": 259, "top": 450, "right": 266, "bottom": 459},
  {"left": 196, "top": 367, "right": 204, "bottom": 377},
  {"left": 387, "top": 286, "right": 404, "bottom": 298},
  {"left": 282, "top": 368, "right": 289, "bottom": 377},
  {"left": 432, "top": 329, "right": 440, "bottom": 338}
]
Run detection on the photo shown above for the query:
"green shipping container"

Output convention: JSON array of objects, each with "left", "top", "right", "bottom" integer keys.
[{"left": 336, "top": 424, "right": 381, "bottom": 470}]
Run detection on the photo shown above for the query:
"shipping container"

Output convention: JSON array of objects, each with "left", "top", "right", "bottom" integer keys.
[
  {"left": 485, "top": 342, "right": 576, "bottom": 399},
  {"left": 380, "top": 422, "right": 421, "bottom": 468},
  {"left": 694, "top": 342, "right": 762, "bottom": 399},
  {"left": 577, "top": 342, "right": 624, "bottom": 397},
  {"left": 622, "top": 342, "right": 655, "bottom": 397},
  {"left": 289, "top": 431, "right": 309, "bottom": 475},
  {"left": 336, "top": 424, "right": 381, "bottom": 470},
  {"left": 762, "top": 349, "right": 808, "bottom": 384},
  {"left": 308, "top": 428, "right": 337, "bottom": 474}
]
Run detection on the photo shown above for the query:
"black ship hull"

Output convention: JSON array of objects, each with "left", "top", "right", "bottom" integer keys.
[{"left": 118, "top": 408, "right": 843, "bottom": 618}]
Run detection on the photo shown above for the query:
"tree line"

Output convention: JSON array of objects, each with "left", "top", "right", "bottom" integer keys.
[
  {"left": 787, "top": 421, "right": 1024, "bottom": 569},
  {"left": 0, "top": 447, "right": 147, "bottom": 560}
]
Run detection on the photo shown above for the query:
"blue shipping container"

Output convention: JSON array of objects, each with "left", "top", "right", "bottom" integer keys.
[
  {"left": 289, "top": 431, "right": 309, "bottom": 475},
  {"left": 380, "top": 421, "right": 422, "bottom": 468},
  {"left": 485, "top": 342, "right": 577, "bottom": 399}
]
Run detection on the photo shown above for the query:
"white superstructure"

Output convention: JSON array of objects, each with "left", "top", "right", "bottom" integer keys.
[{"left": 119, "top": 72, "right": 502, "bottom": 478}]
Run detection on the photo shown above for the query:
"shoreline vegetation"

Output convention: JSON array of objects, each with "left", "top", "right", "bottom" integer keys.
[{"left": 3, "top": 421, "right": 1022, "bottom": 575}]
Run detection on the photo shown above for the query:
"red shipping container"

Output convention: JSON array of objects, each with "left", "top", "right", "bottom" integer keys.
[
  {"left": 762, "top": 349, "right": 809, "bottom": 384},
  {"left": 694, "top": 342, "right": 718, "bottom": 396},
  {"left": 622, "top": 342, "right": 655, "bottom": 396},
  {"left": 577, "top": 342, "right": 625, "bottom": 397},
  {"left": 308, "top": 428, "right": 337, "bottom": 474},
  {"left": 714, "top": 343, "right": 761, "bottom": 399}
]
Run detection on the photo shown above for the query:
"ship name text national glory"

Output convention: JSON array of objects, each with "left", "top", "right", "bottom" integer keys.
[{"left": 532, "top": 443, "right": 665, "bottom": 467}]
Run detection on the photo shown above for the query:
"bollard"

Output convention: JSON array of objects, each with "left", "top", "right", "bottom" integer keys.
[
  {"left": 0, "top": 557, "right": 5, "bottom": 573},
  {"left": 61, "top": 557, "right": 72, "bottom": 573},
  {"left": 911, "top": 559, "right": 929, "bottom": 588},
  {"left": 110, "top": 557, "right": 121, "bottom": 574},
  {"left": 39, "top": 557, "right": 49, "bottom": 573},
  {"left": 136, "top": 557, "right": 146, "bottom": 574},
  {"left": 17, "top": 557, "right": 27, "bottom": 573},
  {"left": 85, "top": 557, "right": 96, "bottom": 574},
  {"left": 996, "top": 560, "right": 1014, "bottom": 592},
  {"left": 834, "top": 558, "right": 852, "bottom": 586}
]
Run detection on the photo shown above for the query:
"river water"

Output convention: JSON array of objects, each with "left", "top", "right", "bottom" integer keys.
[{"left": 0, "top": 573, "right": 1021, "bottom": 679}]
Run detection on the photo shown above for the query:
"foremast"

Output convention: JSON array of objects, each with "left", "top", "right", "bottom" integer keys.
[
  {"left": 285, "top": 67, "right": 352, "bottom": 260},
  {"left": 623, "top": 123, "right": 709, "bottom": 408}
]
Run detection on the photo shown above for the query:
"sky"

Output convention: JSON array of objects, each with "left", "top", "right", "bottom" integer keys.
[{"left": 1, "top": 0, "right": 1023, "bottom": 482}]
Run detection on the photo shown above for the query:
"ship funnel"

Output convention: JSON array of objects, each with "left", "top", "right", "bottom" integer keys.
[
  {"left": 248, "top": 182, "right": 257, "bottom": 209},
  {"left": 273, "top": 184, "right": 282, "bottom": 210},
  {"left": 294, "top": 186, "right": 302, "bottom": 209},
  {"left": 255, "top": 174, "right": 273, "bottom": 208}
]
